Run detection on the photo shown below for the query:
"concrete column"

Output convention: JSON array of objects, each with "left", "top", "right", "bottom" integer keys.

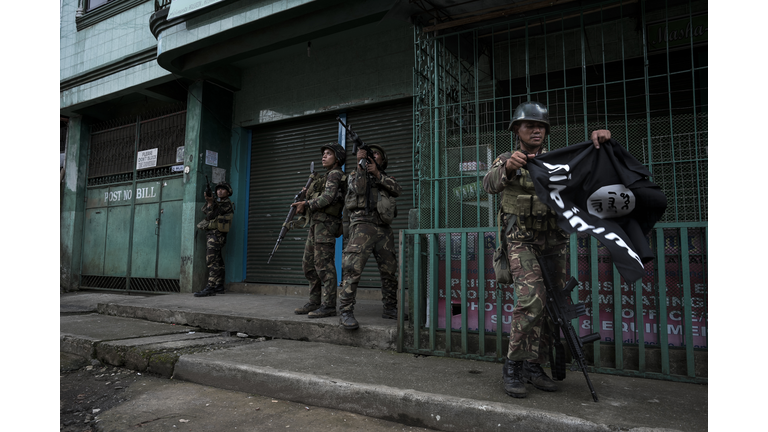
[
  {"left": 223, "top": 126, "right": 251, "bottom": 285},
  {"left": 179, "top": 80, "right": 235, "bottom": 293},
  {"left": 60, "top": 116, "right": 90, "bottom": 291}
]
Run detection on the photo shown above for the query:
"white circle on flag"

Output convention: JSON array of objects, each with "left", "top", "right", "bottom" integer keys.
[{"left": 586, "top": 184, "right": 635, "bottom": 219}]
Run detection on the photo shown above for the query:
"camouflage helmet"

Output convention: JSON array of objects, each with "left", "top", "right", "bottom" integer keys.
[
  {"left": 368, "top": 144, "right": 388, "bottom": 171},
  {"left": 320, "top": 142, "right": 346, "bottom": 167},
  {"left": 215, "top": 181, "right": 233, "bottom": 196},
  {"left": 507, "top": 101, "right": 550, "bottom": 134}
]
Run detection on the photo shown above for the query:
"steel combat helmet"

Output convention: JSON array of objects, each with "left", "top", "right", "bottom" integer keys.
[
  {"left": 320, "top": 142, "right": 347, "bottom": 167},
  {"left": 215, "top": 182, "right": 233, "bottom": 196},
  {"left": 507, "top": 101, "right": 550, "bottom": 134},
  {"left": 368, "top": 144, "right": 388, "bottom": 170}
]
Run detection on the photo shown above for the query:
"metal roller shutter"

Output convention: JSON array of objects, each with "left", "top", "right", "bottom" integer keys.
[
  {"left": 247, "top": 117, "right": 338, "bottom": 284},
  {"left": 246, "top": 100, "right": 414, "bottom": 287},
  {"left": 345, "top": 100, "right": 414, "bottom": 288}
]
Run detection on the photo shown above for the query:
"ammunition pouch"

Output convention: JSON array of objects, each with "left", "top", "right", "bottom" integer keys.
[
  {"left": 376, "top": 187, "right": 397, "bottom": 225},
  {"left": 216, "top": 213, "right": 233, "bottom": 233}
]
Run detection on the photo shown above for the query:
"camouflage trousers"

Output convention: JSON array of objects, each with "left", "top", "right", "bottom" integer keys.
[
  {"left": 338, "top": 222, "right": 398, "bottom": 313},
  {"left": 303, "top": 219, "right": 341, "bottom": 307},
  {"left": 206, "top": 230, "right": 227, "bottom": 290},
  {"left": 504, "top": 214, "right": 568, "bottom": 363}
]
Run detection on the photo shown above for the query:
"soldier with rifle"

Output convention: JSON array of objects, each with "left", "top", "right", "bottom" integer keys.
[
  {"left": 290, "top": 143, "right": 347, "bottom": 318},
  {"left": 336, "top": 119, "right": 401, "bottom": 330},
  {"left": 194, "top": 180, "right": 234, "bottom": 298},
  {"left": 482, "top": 101, "right": 611, "bottom": 398}
]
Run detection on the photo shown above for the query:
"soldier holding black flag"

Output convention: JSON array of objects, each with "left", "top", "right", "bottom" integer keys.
[{"left": 482, "top": 101, "right": 611, "bottom": 398}]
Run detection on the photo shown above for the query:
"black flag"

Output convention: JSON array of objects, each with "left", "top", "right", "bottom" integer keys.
[{"left": 526, "top": 139, "right": 667, "bottom": 283}]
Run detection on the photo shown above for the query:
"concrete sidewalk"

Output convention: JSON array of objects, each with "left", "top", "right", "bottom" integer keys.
[{"left": 60, "top": 291, "right": 707, "bottom": 432}]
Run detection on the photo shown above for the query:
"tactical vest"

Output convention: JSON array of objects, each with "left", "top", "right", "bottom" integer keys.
[
  {"left": 308, "top": 168, "right": 347, "bottom": 218},
  {"left": 499, "top": 166, "right": 557, "bottom": 231},
  {"left": 203, "top": 199, "right": 233, "bottom": 233}
]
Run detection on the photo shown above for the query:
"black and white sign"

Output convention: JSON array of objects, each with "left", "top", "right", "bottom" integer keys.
[
  {"left": 171, "top": 165, "right": 185, "bottom": 172},
  {"left": 526, "top": 140, "right": 667, "bottom": 283},
  {"left": 176, "top": 146, "right": 185, "bottom": 163},
  {"left": 137, "top": 148, "right": 158, "bottom": 170}
]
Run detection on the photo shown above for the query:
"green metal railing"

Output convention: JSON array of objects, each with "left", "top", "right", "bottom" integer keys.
[
  {"left": 396, "top": 223, "right": 707, "bottom": 383},
  {"left": 406, "top": 0, "right": 707, "bottom": 382}
]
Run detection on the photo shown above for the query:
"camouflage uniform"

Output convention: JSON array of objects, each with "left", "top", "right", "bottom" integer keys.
[
  {"left": 483, "top": 149, "right": 567, "bottom": 363},
  {"left": 202, "top": 196, "right": 234, "bottom": 292},
  {"left": 338, "top": 168, "right": 402, "bottom": 313},
  {"left": 301, "top": 169, "right": 345, "bottom": 308}
]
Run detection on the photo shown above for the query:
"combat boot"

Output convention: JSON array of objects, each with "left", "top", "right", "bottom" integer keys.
[
  {"left": 308, "top": 304, "right": 337, "bottom": 318},
  {"left": 213, "top": 285, "right": 226, "bottom": 294},
  {"left": 339, "top": 311, "right": 359, "bottom": 330},
  {"left": 294, "top": 302, "right": 321, "bottom": 315},
  {"left": 382, "top": 306, "right": 398, "bottom": 320},
  {"left": 523, "top": 361, "right": 558, "bottom": 392},
  {"left": 502, "top": 359, "right": 527, "bottom": 398},
  {"left": 193, "top": 287, "right": 217, "bottom": 297},
  {"left": 382, "top": 306, "right": 409, "bottom": 320}
]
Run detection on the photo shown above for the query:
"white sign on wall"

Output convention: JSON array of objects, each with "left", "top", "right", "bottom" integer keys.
[
  {"left": 137, "top": 148, "right": 158, "bottom": 170},
  {"left": 176, "top": 146, "right": 185, "bottom": 163},
  {"left": 206, "top": 150, "right": 218, "bottom": 167},
  {"left": 212, "top": 167, "right": 226, "bottom": 184}
]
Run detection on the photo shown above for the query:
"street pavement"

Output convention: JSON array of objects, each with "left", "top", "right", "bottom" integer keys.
[{"left": 59, "top": 291, "right": 709, "bottom": 431}]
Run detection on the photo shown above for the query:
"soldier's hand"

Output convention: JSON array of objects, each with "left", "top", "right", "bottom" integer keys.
[
  {"left": 204, "top": 193, "right": 214, "bottom": 203},
  {"left": 366, "top": 161, "right": 381, "bottom": 179},
  {"left": 356, "top": 149, "right": 368, "bottom": 163},
  {"left": 504, "top": 151, "right": 532, "bottom": 176},
  {"left": 291, "top": 200, "right": 307, "bottom": 214},
  {"left": 591, "top": 129, "right": 611, "bottom": 149}
]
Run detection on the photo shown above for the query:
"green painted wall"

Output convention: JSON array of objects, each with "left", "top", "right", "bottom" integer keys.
[
  {"left": 234, "top": 18, "right": 413, "bottom": 127},
  {"left": 223, "top": 126, "right": 251, "bottom": 284},
  {"left": 60, "top": 116, "right": 90, "bottom": 291},
  {"left": 179, "top": 80, "right": 235, "bottom": 292}
]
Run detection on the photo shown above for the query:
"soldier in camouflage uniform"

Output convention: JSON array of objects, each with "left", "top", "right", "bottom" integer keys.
[
  {"left": 194, "top": 182, "right": 234, "bottom": 297},
  {"left": 483, "top": 101, "right": 611, "bottom": 398},
  {"left": 292, "top": 143, "right": 347, "bottom": 318},
  {"left": 338, "top": 144, "right": 402, "bottom": 330}
]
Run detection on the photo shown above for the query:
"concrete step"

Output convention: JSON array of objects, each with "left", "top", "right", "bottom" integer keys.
[
  {"left": 172, "top": 338, "right": 706, "bottom": 432},
  {"left": 60, "top": 293, "right": 707, "bottom": 432},
  {"left": 60, "top": 313, "right": 255, "bottom": 377},
  {"left": 94, "top": 292, "right": 399, "bottom": 351}
]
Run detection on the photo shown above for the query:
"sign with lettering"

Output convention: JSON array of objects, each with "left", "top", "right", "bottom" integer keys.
[
  {"left": 171, "top": 165, "right": 185, "bottom": 172},
  {"left": 137, "top": 148, "right": 158, "bottom": 170},
  {"left": 647, "top": 14, "right": 708, "bottom": 51},
  {"left": 167, "top": 0, "right": 226, "bottom": 20}
]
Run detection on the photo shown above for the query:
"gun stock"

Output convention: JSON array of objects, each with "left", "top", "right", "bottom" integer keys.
[
  {"left": 268, "top": 163, "right": 316, "bottom": 263},
  {"left": 538, "top": 255, "right": 600, "bottom": 402}
]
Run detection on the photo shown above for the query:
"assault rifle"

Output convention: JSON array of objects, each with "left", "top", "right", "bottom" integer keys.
[
  {"left": 537, "top": 254, "right": 601, "bottom": 402},
  {"left": 336, "top": 116, "right": 381, "bottom": 214},
  {"left": 267, "top": 162, "right": 316, "bottom": 264},
  {"left": 203, "top": 173, "right": 213, "bottom": 199}
]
